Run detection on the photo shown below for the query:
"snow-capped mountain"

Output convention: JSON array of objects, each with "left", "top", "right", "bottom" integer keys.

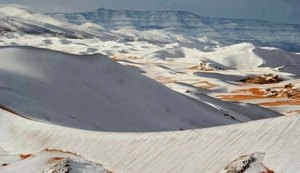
[
  {"left": 0, "top": 7, "right": 118, "bottom": 40},
  {"left": 48, "top": 8, "right": 215, "bottom": 33},
  {"left": 0, "top": 7, "right": 218, "bottom": 48},
  {"left": 3, "top": 7, "right": 298, "bottom": 52},
  {"left": 48, "top": 8, "right": 300, "bottom": 52}
]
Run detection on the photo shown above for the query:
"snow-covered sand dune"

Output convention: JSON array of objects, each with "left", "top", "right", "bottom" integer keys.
[
  {"left": 1, "top": 108, "right": 300, "bottom": 173},
  {"left": 2, "top": 35, "right": 300, "bottom": 116},
  {"left": 0, "top": 46, "right": 282, "bottom": 133},
  {"left": 0, "top": 46, "right": 248, "bottom": 132},
  {"left": 188, "top": 43, "right": 300, "bottom": 70},
  {"left": 0, "top": 147, "right": 108, "bottom": 173}
]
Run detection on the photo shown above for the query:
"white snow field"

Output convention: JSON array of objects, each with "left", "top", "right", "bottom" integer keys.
[
  {"left": 0, "top": 6, "right": 300, "bottom": 173},
  {"left": 0, "top": 46, "right": 244, "bottom": 132},
  {"left": 1, "top": 109, "right": 300, "bottom": 173},
  {"left": 0, "top": 46, "right": 282, "bottom": 132}
]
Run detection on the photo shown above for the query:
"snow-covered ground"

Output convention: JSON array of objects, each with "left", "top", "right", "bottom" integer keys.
[
  {"left": 0, "top": 46, "right": 244, "bottom": 132},
  {"left": 0, "top": 6, "right": 300, "bottom": 173},
  {"left": 1, "top": 108, "right": 300, "bottom": 173},
  {"left": 2, "top": 35, "right": 298, "bottom": 116}
]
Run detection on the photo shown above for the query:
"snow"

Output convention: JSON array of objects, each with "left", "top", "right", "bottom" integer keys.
[
  {"left": 0, "top": 7, "right": 116, "bottom": 40},
  {"left": 217, "top": 153, "right": 270, "bottom": 173},
  {"left": 0, "top": 46, "right": 243, "bottom": 132},
  {"left": 1, "top": 109, "right": 300, "bottom": 173},
  {"left": 0, "top": 148, "right": 107, "bottom": 173},
  {"left": 0, "top": 6, "right": 300, "bottom": 173},
  {"left": 1, "top": 33, "right": 299, "bottom": 116},
  {"left": 48, "top": 8, "right": 300, "bottom": 52}
]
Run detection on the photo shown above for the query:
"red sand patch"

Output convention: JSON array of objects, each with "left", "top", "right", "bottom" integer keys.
[
  {"left": 20, "top": 154, "right": 32, "bottom": 160},
  {"left": 48, "top": 157, "right": 64, "bottom": 164},
  {"left": 191, "top": 81, "right": 218, "bottom": 89},
  {"left": 111, "top": 56, "right": 122, "bottom": 61},
  {"left": 155, "top": 76, "right": 176, "bottom": 85},
  {"left": 219, "top": 88, "right": 268, "bottom": 101},
  {"left": 219, "top": 95, "right": 266, "bottom": 101},
  {"left": 232, "top": 88, "right": 265, "bottom": 95},
  {"left": 263, "top": 169, "right": 275, "bottom": 173},
  {"left": 248, "top": 88, "right": 265, "bottom": 95},
  {"left": 219, "top": 86, "right": 300, "bottom": 107},
  {"left": 45, "top": 148, "right": 79, "bottom": 156},
  {"left": 259, "top": 100, "right": 300, "bottom": 106}
]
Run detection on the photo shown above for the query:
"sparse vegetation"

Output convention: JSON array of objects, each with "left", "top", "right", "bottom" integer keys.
[
  {"left": 20, "top": 154, "right": 32, "bottom": 160},
  {"left": 221, "top": 153, "right": 275, "bottom": 173},
  {"left": 187, "top": 60, "right": 223, "bottom": 71},
  {"left": 239, "top": 74, "right": 282, "bottom": 84},
  {"left": 43, "top": 159, "right": 70, "bottom": 173},
  {"left": 265, "top": 83, "right": 300, "bottom": 99}
]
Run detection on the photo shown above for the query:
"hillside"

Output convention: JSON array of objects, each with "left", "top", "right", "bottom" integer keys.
[
  {"left": 0, "top": 46, "right": 248, "bottom": 132},
  {"left": 48, "top": 8, "right": 300, "bottom": 52},
  {"left": 1, "top": 108, "right": 300, "bottom": 172},
  {"left": 0, "top": 7, "right": 117, "bottom": 40}
]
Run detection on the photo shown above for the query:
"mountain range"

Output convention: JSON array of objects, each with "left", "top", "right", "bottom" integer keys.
[{"left": 48, "top": 8, "right": 300, "bottom": 52}]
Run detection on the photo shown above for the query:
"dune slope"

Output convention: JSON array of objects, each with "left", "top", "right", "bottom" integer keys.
[
  {"left": 1, "top": 109, "right": 300, "bottom": 173},
  {"left": 0, "top": 46, "right": 242, "bottom": 132}
]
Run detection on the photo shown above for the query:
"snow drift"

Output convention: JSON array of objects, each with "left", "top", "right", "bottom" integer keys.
[
  {"left": 1, "top": 109, "right": 300, "bottom": 173},
  {"left": 0, "top": 46, "right": 242, "bottom": 132},
  {"left": 196, "top": 43, "right": 300, "bottom": 70}
]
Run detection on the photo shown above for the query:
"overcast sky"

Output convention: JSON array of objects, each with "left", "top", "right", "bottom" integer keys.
[{"left": 1, "top": 0, "right": 299, "bottom": 24}]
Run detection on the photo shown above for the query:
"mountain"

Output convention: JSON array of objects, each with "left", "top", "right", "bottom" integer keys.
[
  {"left": 48, "top": 8, "right": 215, "bottom": 33},
  {"left": 3, "top": 7, "right": 298, "bottom": 52},
  {"left": 48, "top": 8, "right": 300, "bottom": 52},
  {"left": 0, "top": 7, "right": 218, "bottom": 48},
  {"left": 0, "top": 7, "right": 117, "bottom": 40},
  {"left": 201, "top": 17, "right": 300, "bottom": 52}
]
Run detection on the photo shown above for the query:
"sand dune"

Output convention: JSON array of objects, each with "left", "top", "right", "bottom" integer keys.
[
  {"left": 0, "top": 46, "right": 243, "bottom": 132},
  {"left": 1, "top": 108, "right": 299, "bottom": 173}
]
